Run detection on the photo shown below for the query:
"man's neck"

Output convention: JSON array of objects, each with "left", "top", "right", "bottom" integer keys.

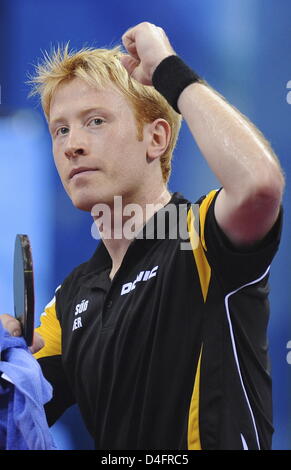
[{"left": 94, "top": 188, "right": 171, "bottom": 280}]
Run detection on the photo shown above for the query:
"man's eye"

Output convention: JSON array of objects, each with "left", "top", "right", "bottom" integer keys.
[
  {"left": 89, "top": 118, "right": 104, "bottom": 126},
  {"left": 56, "top": 127, "right": 69, "bottom": 136}
]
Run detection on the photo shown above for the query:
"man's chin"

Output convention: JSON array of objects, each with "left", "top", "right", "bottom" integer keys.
[
  {"left": 71, "top": 195, "right": 116, "bottom": 213},
  {"left": 71, "top": 198, "right": 96, "bottom": 212}
]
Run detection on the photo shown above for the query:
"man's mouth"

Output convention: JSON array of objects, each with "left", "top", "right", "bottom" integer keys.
[{"left": 69, "top": 167, "right": 99, "bottom": 179}]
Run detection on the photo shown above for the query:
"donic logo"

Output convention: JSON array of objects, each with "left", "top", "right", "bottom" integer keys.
[{"left": 121, "top": 266, "right": 159, "bottom": 296}]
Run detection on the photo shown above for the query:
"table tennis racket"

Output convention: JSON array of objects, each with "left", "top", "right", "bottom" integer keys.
[{"left": 13, "top": 234, "right": 35, "bottom": 346}]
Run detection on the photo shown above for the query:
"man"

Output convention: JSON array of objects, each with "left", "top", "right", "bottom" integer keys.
[{"left": 0, "top": 22, "right": 284, "bottom": 450}]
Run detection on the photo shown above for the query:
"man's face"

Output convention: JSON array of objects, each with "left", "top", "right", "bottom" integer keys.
[{"left": 49, "top": 77, "right": 150, "bottom": 211}]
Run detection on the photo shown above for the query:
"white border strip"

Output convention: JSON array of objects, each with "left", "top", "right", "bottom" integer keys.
[
  {"left": 224, "top": 266, "right": 271, "bottom": 450},
  {"left": 241, "top": 433, "right": 248, "bottom": 450}
]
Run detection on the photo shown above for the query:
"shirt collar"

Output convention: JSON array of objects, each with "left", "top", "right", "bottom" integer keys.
[{"left": 83, "top": 192, "right": 189, "bottom": 276}]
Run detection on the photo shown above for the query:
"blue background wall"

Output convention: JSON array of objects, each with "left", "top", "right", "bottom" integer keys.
[{"left": 0, "top": 0, "right": 290, "bottom": 450}]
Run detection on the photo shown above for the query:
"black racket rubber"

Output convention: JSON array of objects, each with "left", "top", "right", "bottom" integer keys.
[{"left": 13, "top": 234, "right": 35, "bottom": 346}]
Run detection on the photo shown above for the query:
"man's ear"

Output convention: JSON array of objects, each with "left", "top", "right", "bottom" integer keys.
[{"left": 146, "top": 119, "right": 171, "bottom": 161}]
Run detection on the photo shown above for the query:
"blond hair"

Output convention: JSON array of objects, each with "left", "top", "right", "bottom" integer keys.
[{"left": 28, "top": 44, "right": 182, "bottom": 183}]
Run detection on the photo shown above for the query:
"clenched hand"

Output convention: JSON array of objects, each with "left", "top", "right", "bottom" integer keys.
[{"left": 120, "top": 22, "right": 176, "bottom": 85}]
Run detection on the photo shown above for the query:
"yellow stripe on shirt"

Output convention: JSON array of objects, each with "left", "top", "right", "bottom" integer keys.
[
  {"left": 188, "top": 347, "right": 203, "bottom": 450},
  {"left": 33, "top": 294, "right": 62, "bottom": 360},
  {"left": 187, "top": 191, "right": 218, "bottom": 449},
  {"left": 199, "top": 189, "right": 218, "bottom": 252}
]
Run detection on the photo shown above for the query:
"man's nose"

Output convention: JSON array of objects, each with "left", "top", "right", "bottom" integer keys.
[{"left": 64, "top": 128, "right": 88, "bottom": 159}]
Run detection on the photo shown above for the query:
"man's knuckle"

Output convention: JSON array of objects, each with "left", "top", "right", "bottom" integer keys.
[
  {"left": 1, "top": 315, "right": 14, "bottom": 327},
  {"left": 0, "top": 313, "right": 10, "bottom": 321},
  {"left": 141, "top": 21, "right": 152, "bottom": 29},
  {"left": 0, "top": 316, "right": 21, "bottom": 335}
]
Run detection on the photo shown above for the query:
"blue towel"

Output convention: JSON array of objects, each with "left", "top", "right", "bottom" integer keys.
[{"left": 0, "top": 321, "right": 57, "bottom": 450}]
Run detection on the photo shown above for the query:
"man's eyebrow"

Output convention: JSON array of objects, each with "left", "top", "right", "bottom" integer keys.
[{"left": 49, "top": 107, "right": 110, "bottom": 131}]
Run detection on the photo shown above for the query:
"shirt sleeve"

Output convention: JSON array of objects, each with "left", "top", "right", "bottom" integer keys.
[
  {"left": 33, "top": 291, "right": 75, "bottom": 426},
  {"left": 34, "top": 290, "right": 62, "bottom": 360},
  {"left": 199, "top": 189, "right": 283, "bottom": 292}
]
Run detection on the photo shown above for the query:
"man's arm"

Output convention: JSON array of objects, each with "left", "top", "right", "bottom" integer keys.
[
  {"left": 177, "top": 82, "right": 284, "bottom": 246},
  {"left": 121, "top": 22, "right": 285, "bottom": 247}
]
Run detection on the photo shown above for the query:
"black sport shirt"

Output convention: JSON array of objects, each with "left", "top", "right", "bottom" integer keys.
[{"left": 34, "top": 190, "right": 282, "bottom": 450}]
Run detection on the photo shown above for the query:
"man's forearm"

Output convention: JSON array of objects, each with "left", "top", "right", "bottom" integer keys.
[
  {"left": 177, "top": 80, "right": 284, "bottom": 245},
  {"left": 177, "top": 80, "right": 283, "bottom": 201}
]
